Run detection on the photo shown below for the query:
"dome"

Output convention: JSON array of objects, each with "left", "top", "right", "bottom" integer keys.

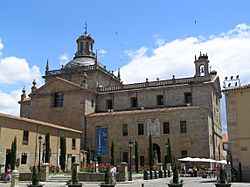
[{"left": 64, "top": 57, "right": 95, "bottom": 68}]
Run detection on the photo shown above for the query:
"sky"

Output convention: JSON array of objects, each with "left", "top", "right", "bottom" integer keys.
[{"left": 1, "top": 0, "right": 250, "bottom": 132}]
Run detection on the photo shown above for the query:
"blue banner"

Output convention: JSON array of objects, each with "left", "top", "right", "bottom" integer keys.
[{"left": 96, "top": 127, "right": 108, "bottom": 156}]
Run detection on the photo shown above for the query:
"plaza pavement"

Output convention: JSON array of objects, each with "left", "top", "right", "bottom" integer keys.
[{"left": 1, "top": 177, "right": 250, "bottom": 187}]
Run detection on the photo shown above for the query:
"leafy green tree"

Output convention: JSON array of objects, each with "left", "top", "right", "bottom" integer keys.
[
  {"left": 148, "top": 135, "right": 154, "bottom": 170},
  {"left": 166, "top": 138, "right": 172, "bottom": 163},
  {"left": 10, "top": 137, "right": 17, "bottom": 170},
  {"left": 31, "top": 166, "right": 39, "bottom": 185},
  {"left": 45, "top": 132, "right": 51, "bottom": 163},
  {"left": 86, "top": 146, "right": 91, "bottom": 163},
  {"left": 135, "top": 141, "right": 139, "bottom": 173},
  {"left": 60, "top": 136, "right": 66, "bottom": 171},
  {"left": 110, "top": 141, "right": 115, "bottom": 165},
  {"left": 71, "top": 165, "right": 79, "bottom": 184}
]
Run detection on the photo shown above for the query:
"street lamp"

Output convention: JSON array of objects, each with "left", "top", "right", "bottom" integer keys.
[
  {"left": 128, "top": 139, "right": 133, "bottom": 181},
  {"left": 38, "top": 135, "right": 42, "bottom": 173}
]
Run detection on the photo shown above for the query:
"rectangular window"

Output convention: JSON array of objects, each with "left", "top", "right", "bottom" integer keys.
[
  {"left": 138, "top": 123, "right": 144, "bottom": 135},
  {"left": 123, "top": 152, "right": 128, "bottom": 163},
  {"left": 54, "top": 92, "right": 63, "bottom": 107},
  {"left": 21, "top": 153, "right": 28, "bottom": 164},
  {"left": 22, "top": 130, "right": 29, "bottom": 144},
  {"left": 163, "top": 122, "right": 170, "bottom": 134},
  {"left": 185, "top": 92, "right": 192, "bottom": 104},
  {"left": 106, "top": 99, "right": 113, "bottom": 110},
  {"left": 123, "top": 124, "right": 128, "bottom": 136},
  {"left": 157, "top": 95, "right": 164, "bottom": 106},
  {"left": 180, "top": 120, "right": 187, "bottom": 133},
  {"left": 130, "top": 97, "right": 138, "bottom": 108},
  {"left": 72, "top": 138, "right": 76, "bottom": 150},
  {"left": 181, "top": 150, "right": 188, "bottom": 158}
]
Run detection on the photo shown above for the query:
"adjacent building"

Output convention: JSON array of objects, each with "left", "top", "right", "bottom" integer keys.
[
  {"left": 223, "top": 84, "right": 250, "bottom": 181},
  {"left": 18, "top": 29, "right": 223, "bottom": 167},
  {"left": 0, "top": 112, "right": 82, "bottom": 173}
]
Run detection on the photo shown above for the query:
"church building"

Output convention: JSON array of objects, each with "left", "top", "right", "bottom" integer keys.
[{"left": 19, "top": 28, "right": 223, "bottom": 167}]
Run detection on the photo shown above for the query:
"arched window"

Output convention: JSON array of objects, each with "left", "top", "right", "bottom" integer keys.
[{"left": 199, "top": 65, "right": 205, "bottom": 76}]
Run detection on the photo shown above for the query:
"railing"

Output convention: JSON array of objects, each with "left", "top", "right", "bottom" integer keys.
[
  {"left": 46, "top": 64, "right": 120, "bottom": 81},
  {"left": 99, "top": 75, "right": 211, "bottom": 92}
]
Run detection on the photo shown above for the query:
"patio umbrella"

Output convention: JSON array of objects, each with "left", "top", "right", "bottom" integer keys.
[{"left": 178, "top": 157, "right": 194, "bottom": 162}]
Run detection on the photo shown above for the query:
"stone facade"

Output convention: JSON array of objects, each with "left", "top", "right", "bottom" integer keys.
[
  {"left": 0, "top": 113, "right": 81, "bottom": 173},
  {"left": 18, "top": 30, "right": 223, "bottom": 168},
  {"left": 223, "top": 84, "right": 250, "bottom": 181}
]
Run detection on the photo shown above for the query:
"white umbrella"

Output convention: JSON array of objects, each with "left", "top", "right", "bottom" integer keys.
[
  {"left": 217, "top": 160, "right": 227, "bottom": 164},
  {"left": 178, "top": 157, "right": 193, "bottom": 162}
]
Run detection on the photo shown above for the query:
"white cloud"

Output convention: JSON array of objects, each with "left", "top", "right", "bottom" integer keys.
[
  {"left": 99, "top": 49, "right": 107, "bottom": 56},
  {"left": 120, "top": 23, "right": 250, "bottom": 85},
  {"left": 0, "top": 39, "right": 3, "bottom": 56},
  {"left": 0, "top": 40, "right": 42, "bottom": 116},
  {"left": 59, "top": 53, "right": 69, "bottom": 65},
  {"left": 0, "top": 89, "right": 20, "bottom": 116},
  {"left": 0, "top": 56, "right": 41, "bottom": 84}
]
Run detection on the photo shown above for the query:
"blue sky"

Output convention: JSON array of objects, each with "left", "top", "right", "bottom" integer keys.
[{"left": 1, "top": 0, "right": 250, "bottom": 131}]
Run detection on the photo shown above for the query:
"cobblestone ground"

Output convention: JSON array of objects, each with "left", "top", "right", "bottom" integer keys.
[{"left": 1, "top": 177, "right": 250, "bottom": 187}]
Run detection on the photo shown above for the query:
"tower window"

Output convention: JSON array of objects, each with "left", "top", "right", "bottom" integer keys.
[
  {"left": 123, "top": 124, "right": 128, "bottom": 136},
  {"left": 163, "top": 122, "right": 170, "bottom": 134},
  {"left": 130, "top": 97, "right": 138, "bottom": 108},
  {"left": 138, "top": 123, "right": 144, "bottom": 135},
  {"left": 184, "top": 92, "right": 192, "bottom": 105},
  {"left": 106, "top": 99, "right": 113, "bottom": 110},
  {"left": 54, "top": 92, "right": 63, "bottom": 107},
  {"left": 156, "top": 95, "right": 164, "bottom": 106},
  {"left": 180, "top": 121, "right": 187, "bottom": 133}
]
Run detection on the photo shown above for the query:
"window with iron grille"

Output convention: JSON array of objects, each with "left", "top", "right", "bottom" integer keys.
[
  {"left": 138, "top": 123, "right": 144, "bottom": 135},
  {"left": 163, "top": 122, "right": 170, "bottom": 134},
  {"left": 180, "top": 120, "right": 187, "bottom": 133},
  {"left": 156, "top": 95, "right": 164, "bottom": 106}
]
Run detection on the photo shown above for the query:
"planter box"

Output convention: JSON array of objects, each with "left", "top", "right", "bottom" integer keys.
[
  {"left": 68, "top": 184, "right": 82, "bottom": 187},
  {"left": 168, "top": 184, "right": 183, "bottom": 187},
  {"left": 100, "top": 184, "right": 115, "bottom": 187},
  {"left": 215, "top": 184, "right": 231, "bottom": 187}
]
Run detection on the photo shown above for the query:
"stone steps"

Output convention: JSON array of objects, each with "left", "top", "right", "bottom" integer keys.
[{"left": 49, "top": 175, "right": 71, "bottom": 182}]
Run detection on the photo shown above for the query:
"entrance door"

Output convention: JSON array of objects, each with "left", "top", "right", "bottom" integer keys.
[
  {"left": 153, "top": 143, "right": 161, "bottom": 163},
  {"left": 5, "top": 149, "right": 11, "bottom": 172}
]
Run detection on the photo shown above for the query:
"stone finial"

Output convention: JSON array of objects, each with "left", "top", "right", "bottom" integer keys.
[
  {"left": 118, "top": 68, "right": 121, "bottom": 80},
  {"left": 21, "top": 86, "right": 26, "bottom": 100},
  {"left": 95, "top": 50, "right": 98, "bottom": 65},
  {"left": 45, "top": 59, "right": 49, "bottom": 75},
  {"left": 31, "top": 79, "right": 37, "bottom": 93}
]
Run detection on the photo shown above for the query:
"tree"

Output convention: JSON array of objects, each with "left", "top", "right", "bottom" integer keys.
[
  {"left": 86, "top": 146, "right": 91, "bottom": 164},
  {"left": 31, "top": 166, "right": 39, "bottom": 185},
  {"left": 166, "top": 138, "right": 172, "bottom": 163},
  {"left": 148, "top": 135, "right": 154, "bottom": 170},
  {"left": 71, "top": 165, "right": 79, "bottom": 184},
  {"left": 10, "top": 137, "right": 17, "bottom": 170},
  {"left": 45, "top": 132, "right": 51, "bottom": 163},
  {"left": 110, "top": 141, "right": 115, "bottom": 165},
  {"left": 135, "top": 140, "right": 139, "bottom": 173},
  {"left": 60, "top": 136, "right": 66, "bottom": 171}
]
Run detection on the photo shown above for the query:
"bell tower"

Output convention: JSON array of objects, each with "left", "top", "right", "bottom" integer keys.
[
  {"left": 74, "top": 23, "right": 95, "bottom": 60},
  {"left": 194, "top": 52, "right": 209, "bottom": 77}
]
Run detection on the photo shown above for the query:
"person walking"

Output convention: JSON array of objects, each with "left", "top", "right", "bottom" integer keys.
[
  {"left": 5, "top": 164, "right": 11, "bottom": 182},
  {"left": 110, "top": 165, "right": 117, "bottom": 185}
]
